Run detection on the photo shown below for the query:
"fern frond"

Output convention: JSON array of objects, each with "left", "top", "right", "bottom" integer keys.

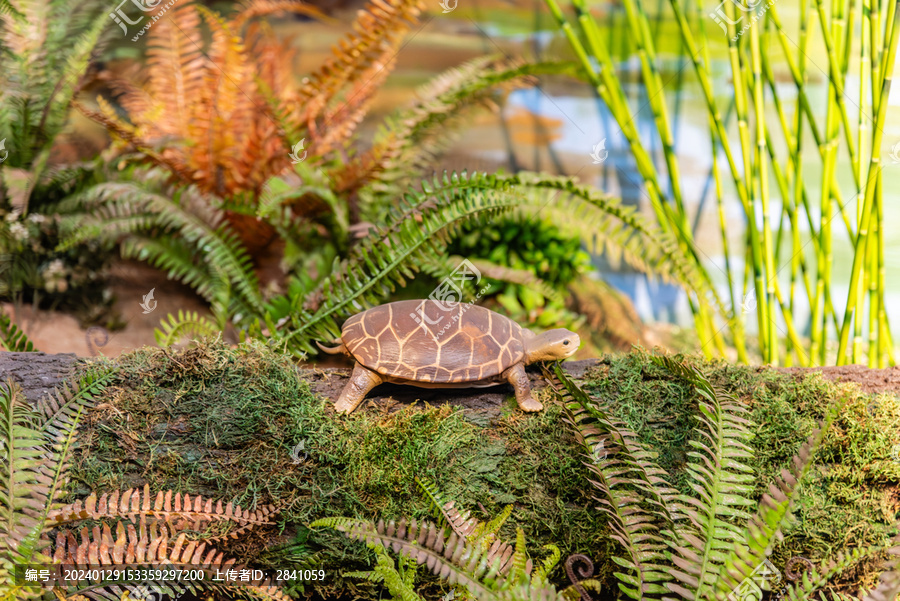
[
  {"left": 59, "top": 181, "right": 264, "bottom": 318},
  {"left": 290, "top": 0, "right": 425, "bottom": 137},
  {"left": 51, "top": 517, "right": 291, "bottom": 601},
  {"left": 353, "top": 59, "right": 552, "bottom": 199},
  {"left": 310, "top": 516, "right": 370, "bottom": 530},
  {"left": 0, "top": 311, "right": 36, "bottom": 351},
  {"left": 0, "top": 378, "right": 82, "bottom": 588},
  {"left": 38, "top": 367, "right": 115, "bottom": 442},
  {"left": 231, "top": 0, "right": 333, "bottom": 30},
  {"left": 647, "top": 355, "right": 756, "bottom": 601},
  {"left": 780, "top": 546, "right": 898, "bottom": 601},
  {"left": 50, "top": 483, "right": 278, "bottom": 542},
  {"left": 0, "top": 0, "right": 24, "bottom": 19},
  {"left": 315, "top": 517, "right": 550, "bottom": 599},
  {"left": 532, "top": 545, "right": 561, "bottom": 582},
  {"left": 278, "top": 171, "right": 524, "bottom": 354},
  {"left": 507, "top": 174, "right": 724, "bottom": 319},
  {"left": 471, "top": 504, "right": 513, "bottom": 544},
  {"left": 415, "top": 476, "right": 478, "bottom": 538},
  {"left": 712, "top": 385, "right": 852, "bottom": 599},
  {"left": 545, "top": 364, "right": 677, "bottom": 600},
  {"left": 154, "top": 311, "right": 220, "bottom": 348},
  {"left": 357, "top": 547, "right": 426, "bottom": 601}
]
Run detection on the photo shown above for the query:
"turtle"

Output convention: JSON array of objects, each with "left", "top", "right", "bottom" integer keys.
[{"left": 316, "top": 299, "right": 580, "bottom": 414}]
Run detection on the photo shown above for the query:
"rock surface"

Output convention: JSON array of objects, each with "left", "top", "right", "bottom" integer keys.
[{"left": 0, "top": 352, "right": 78, "bottom": 405}]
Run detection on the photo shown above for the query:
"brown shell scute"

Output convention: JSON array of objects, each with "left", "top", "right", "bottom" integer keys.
[{"left": 340, "top": 300, "right": 526, "bottom": 382}]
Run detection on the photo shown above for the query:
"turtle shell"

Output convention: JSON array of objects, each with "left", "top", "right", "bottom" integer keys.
[{"left": 340, "top": 299, "right": 527, "bottom": 383}]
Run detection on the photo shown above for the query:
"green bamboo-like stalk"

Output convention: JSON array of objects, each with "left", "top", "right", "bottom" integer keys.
[
  {"left": 544, "top": 0, "right": 898, "bottom": 366},
  {"left": 789, "top": 0, "right": 811, "bottom": 365},
  {"left": 720, "top": 1, "right": 772, "bottom": 362},
  {"left": 749, "top": 19, "right": 778, "bottom": 363},
  {"left": 855, "top": 0, "right": 869, "bottom": 364},
  {"left": 836, "top": 0, "right": 900, "bottom": 363},
  {"left": 695, "top": 0, "right": 749, "bottom": 363},
  {"left": 548, "top": 0, "right": 730, "bottom": 356}
]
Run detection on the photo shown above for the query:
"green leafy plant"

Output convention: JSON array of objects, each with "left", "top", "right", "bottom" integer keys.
[
  {"left": 0, "top": 0, "right": 109, "bottom": 206},
  {"left": 0, "top": 0, "right": 117, "bottom": 312},
  {"left": 545, "top": 0, "right": 900, "bottom": 366},
  {"left": 311, "top": 476, "right": 567, "bottom": 601},
  {"left": 447, "top": 214, "right": 591, "bottom": 330},
  {"left": 0, "top": 310, "right": 34, "bottom": 351},
  {"left": 541, "top": 356, "right": 899, "bottom": 601},
  {"left": 0, "top": 370, "right": 292, "bottom": 601},
  {"left": 270, "top": 171, "right": 711, "bottom": 358}
]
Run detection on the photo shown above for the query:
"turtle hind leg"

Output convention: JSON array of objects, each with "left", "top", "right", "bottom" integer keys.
[
  {"left": 335, "top": 363, "right": 383, "bottom": 414},
  {"left": 503, "top": 363, "right": 543, "bottom": 412}
]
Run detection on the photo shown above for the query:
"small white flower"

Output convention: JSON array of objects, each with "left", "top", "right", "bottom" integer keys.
[
  {"left": 5, "top": 211, "right": 20, "bottom": 223},
  {"left": 27, "top": 213, "right": 46, "bottom": 224},
  {"left": 45, "top": 259, "right": 66, "bottom": 276},
  {"left": 8, "top": 222, "right": 28, "bottom": 242}
]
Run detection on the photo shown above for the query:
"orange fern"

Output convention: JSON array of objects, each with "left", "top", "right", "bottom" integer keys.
[
  {"left": 50, "top": 483, "right": 280, "bottom": 542},
  {"left": 84, "top": 0, "right": 426, "bottom": 251},
  {"left": 52, "top": 516, "right": 292, "bottom": 601}
]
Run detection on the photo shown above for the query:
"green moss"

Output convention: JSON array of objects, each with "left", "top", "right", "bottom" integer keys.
[
  {"left": 580, "top": 350, "right": 900, "bottom": 590},
  {"left": 70, "top": 339, "right": 603, "bottom": 597},
  {"left": 69, "top": 341, "right": 899, "bottom": 598}
]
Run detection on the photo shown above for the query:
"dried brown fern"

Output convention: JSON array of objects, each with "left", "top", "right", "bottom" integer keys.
[
  {"left": 231, "top": 0, "right": 332, "bottom": 30},
  {"left": 49, "top": 483, "right": 279, "bottom": 542},
  {"left": 51, "top": 516, "right": 291, "bottom": 601},
  {"left": 286, "top": 0, "right": 425, "bottom": 144},
  {"left": 81, "top": 1, "right": 310, "bottom": 250}
]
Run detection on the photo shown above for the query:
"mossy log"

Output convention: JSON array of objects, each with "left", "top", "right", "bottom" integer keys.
[{"left": 2, "top": 343, "right": 900, "bottom": 599}]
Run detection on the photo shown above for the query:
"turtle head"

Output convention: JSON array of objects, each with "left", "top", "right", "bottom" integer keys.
[{"left": 523, "top": 328, "right": 580, "bottom": 363}]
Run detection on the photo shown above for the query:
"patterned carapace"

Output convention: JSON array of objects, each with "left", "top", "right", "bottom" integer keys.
[{"left": 341, "top": 300, "right": 528, "bottom": 383}]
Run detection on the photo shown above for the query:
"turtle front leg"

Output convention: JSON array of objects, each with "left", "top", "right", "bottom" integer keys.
[
  {"left": 335, "top": 363, "right": 383, "bottom": 414},
  {"left": 503, "top": 363, "right": 543, "bottom": 412}
]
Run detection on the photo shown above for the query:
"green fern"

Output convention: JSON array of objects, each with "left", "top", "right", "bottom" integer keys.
[
  {"left": 37, "top": 365, "right": 114, "bottom": 441},
  {"left": 546, "top": 364, "right": 678, "bottom": 600},
  {"left": 58, "top": 178, "right": 266, "bottom": 321},
  {"left": 545, "top": 355, "right": 889, "bottom": 601},
  {"left": 0, "top": 312, "right": 35, "bottom": 352},
  {"left": 312, "top": 517, "right": 560, "bottom": 601},
  {"left": 315, "top": 479, "right": 561, "bottom": 601},
  {"left": 646, "top": 355, "right": 757, "bottom": 601},
  {"left": 0, "top": 0, "right": 111, "bottom": 211},
  {"left": 343, "top": 547, "right": 425, "bottom": 601},
  {"left": 0, "top": 376, "right": 90, "bottom": 599},
  {"left": 154, "top": 310, "right": 221, "bottom": 348},
  {"left": 356, "top": 59, "right": 575, "bottom": 207},
  {"left": 278, "top": 170, "right": 710, "bottom": 357},
  {"left": 0, "top": 0, "right": 24, "bottom": 18}
]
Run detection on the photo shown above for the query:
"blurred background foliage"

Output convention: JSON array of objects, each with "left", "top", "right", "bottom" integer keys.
[{"left": 0, "top": 0, "right": 898, "bottom": 366}]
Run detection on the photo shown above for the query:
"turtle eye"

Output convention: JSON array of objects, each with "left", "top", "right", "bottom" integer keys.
[{"left": 563, "top": 340, "right": 570, "bottom": 346}]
